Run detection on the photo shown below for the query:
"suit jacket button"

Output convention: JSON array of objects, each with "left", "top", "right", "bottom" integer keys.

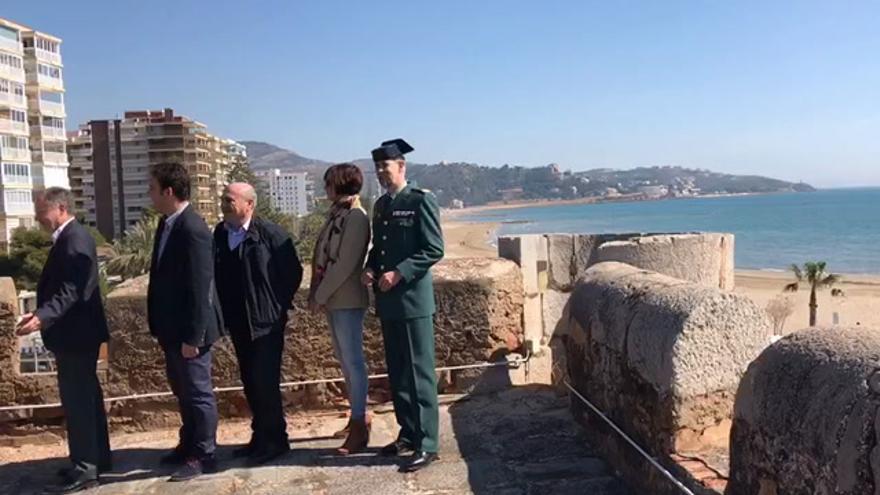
[{"left": 384, "top": 221, "right": 388, "bottom": 226}]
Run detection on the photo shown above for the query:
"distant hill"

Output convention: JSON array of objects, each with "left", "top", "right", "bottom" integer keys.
[
  {"left": 239, "top": 141, "right": 332, "bottom": 172},
  {"left": 238, "top": 141, "right": 815, "bottom": 207}
]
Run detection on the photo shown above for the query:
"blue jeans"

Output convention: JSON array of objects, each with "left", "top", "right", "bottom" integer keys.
[{"left": 327, "top": 308, "right": 368, "bottom": 420}]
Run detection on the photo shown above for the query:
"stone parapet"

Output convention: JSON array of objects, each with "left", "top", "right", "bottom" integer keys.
[
  {"left": 497, "top": 231, "right": 735, "bottom": 387},
  {"left": 727, "top": 326, "right": 880, "bottom": 495},
  {"left": 0, "top": 258, "right": 524, "bottom": 427},
  {"left": 0, "top": 278, "right": 60, "bottom": 416},
  {"left": 564, "top": 262, "right": 769, "bottom": 494}
]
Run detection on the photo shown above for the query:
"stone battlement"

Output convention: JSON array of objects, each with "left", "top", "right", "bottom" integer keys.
[{"left": 2, "top": 231, "right": 877, "bottom": 494}]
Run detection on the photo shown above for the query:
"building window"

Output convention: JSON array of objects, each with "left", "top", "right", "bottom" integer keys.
[
  {"left": 42, "top": 116, "right": 64, "bottom": 128},
  {"left": 37, "top": 63, "right": 61, "bottom": 79},
  {"left": 8, "top": 109, "right": 26, "bottom": 122},
  {"left": 0, "top": 26, "right": 18, "bottom": 42},
  {"left": 2, "top": 162, "right": 30, "bottom": 184},
  {"left": 0, "top": 53, "right": 23, "bottom": 69},
  {"left": 0, "top": 79, "right": 24, "bottom": 98},
  {"left": 39, "top": 90, "right": 62, "bottom": 103},
  {"left": 4, "top": 189, "right": 32, "bottom": 207},
  {"left": 36, "top": 38, "right": 59, "bottom": 53},
  {"left": 1, "top": 135, "right": 27, "bottom": 149}
]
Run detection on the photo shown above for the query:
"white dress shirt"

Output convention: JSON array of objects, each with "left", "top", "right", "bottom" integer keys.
[
  {"left": 51, "top": 217, "right": 76, "bottom": 244},
  {"left": 157, "top": 201, "right": 189, "bottom": 262}
]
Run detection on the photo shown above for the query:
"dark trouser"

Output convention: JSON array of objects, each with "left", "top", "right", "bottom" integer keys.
[
  {"left": 380, "top": 316, "right": 439, "bottom": 453},
  {"left": 162, "top": 343, "right": 218, "bottom": 457},
  {"left": 230, "top": 329, "right": 287, "bottom": 448},
  {"left": 54, "top": 348, "right": 111, "bottom": 478}
]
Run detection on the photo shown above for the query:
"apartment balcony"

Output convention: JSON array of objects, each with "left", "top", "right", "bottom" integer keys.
[
  {"left": 0, "top": 65, "right": 25, "bottom": 84},
  {"left": 0, "top": 91, "right": 26, "bottom": 110},
  {"left": 0, "top": 145, "right": 30, "bottom": 162},
  {"left": 26, "top": 48, "right": 63, "bottom": 67},
  {"left": 28, "top": 98, "right": 65, "bottom": 118},
  {"left": 31, "top": 73, "right": 64, "bottom": 92},
  {"left": 0, "top": 118, "right": 28, "bottom": 136},
  {"left": 68, "top": 147, "right": 91, "bottom": 158},
  {"left": 34, "top": 151, "right": 68, "bottom": 165},
  {"left": 0, "top": 37, "right": 23, "bottom": 55},
  {"left": 34, "top": 125, "right": 66, "bottom": 141},
  {"left": 1, "top": 201, "right": 34, "bottom": 216},
  {"left": 0, "top": 174, "right": 33, "bottom": 188}
]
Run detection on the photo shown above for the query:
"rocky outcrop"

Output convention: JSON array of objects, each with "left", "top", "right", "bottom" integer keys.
[
  {"left": 564, "top": 262, "right": 769, "bottom": 493},
  {"left": 727, "top": 326, "right": 880, "bottom": 495}
]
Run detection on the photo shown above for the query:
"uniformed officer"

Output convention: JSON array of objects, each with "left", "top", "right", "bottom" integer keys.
[{"left": 361, "top": 139, "right": 444, "bottom": 472}]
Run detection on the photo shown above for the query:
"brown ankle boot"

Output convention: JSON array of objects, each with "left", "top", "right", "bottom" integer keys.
[{"left": 336, "top": 418, "right": 370, "bottom": 456}]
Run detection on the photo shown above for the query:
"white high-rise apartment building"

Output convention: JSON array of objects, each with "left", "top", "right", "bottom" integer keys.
[
  {"left": 23, "top": 29, "right": 67, "bottom": 191},
  {"left": 0, "top": 18, "right": 67, "bottom": 249},
  {"left": 255, "top": 169, "right": 312, "bottom": 217}
]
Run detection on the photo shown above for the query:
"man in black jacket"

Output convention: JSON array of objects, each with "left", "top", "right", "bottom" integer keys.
[
  {"left": 17, "top": 188, "right": 111, "bottom": 494},
  {"left": 214, "top": 182, "right": 302, "bottom": 465},
  {"left": 147, "top": 162, "right": 225, "bottom": 481}
]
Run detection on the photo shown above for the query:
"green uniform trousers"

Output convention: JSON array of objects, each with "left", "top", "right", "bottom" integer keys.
[{"left": 380, "top": 316, "right": 439, "bottom": 453}]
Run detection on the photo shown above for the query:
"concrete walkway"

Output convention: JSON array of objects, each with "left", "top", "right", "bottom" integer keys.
[{"left": 0, "top": 386, "right": 633, "bottom": 494}]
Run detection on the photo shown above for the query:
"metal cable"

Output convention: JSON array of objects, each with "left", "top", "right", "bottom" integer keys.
[
  {"left": 563, "top": 380, "right": 695, "bottom": 495},
  {"left": 0, "top": 353, "right": 530, "bottom": 412}
]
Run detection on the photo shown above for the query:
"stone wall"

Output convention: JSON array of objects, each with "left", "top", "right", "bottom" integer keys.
[
  {"left": 0, "top": 278, "right": 60, "bottom": 418},
  {"left": 564, "top": 262, "right": 770, "bottom": 494},
  {"left": 0, "top": 258, "right": 524, "bottom": 427},
  {"left": 727, "top": 326, "right": 880, "bottom": 495},
  {"left": 497, "top": 232, "right": 735, "bottom": 386}
]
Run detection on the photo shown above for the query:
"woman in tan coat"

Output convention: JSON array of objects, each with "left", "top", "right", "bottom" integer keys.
[{"left": 309, "top": 163, "right": 371, "bottom": 455}]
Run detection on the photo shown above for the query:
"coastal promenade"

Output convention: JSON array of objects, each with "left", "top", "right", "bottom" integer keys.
[{"left": 0, "top": 387, "right": 632, "bottom": 495}]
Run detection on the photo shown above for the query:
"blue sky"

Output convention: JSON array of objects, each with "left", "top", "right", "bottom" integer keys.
[{"left": 6, "top": 1, "right": 879, "bottom": 187}]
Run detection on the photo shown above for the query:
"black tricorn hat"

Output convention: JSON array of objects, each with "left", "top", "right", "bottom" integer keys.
[{"left": 371, "top": 138, "right": 414, "bottom": 162}]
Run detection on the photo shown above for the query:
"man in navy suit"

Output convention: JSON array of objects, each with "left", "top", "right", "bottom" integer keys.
[
  {"left": 17, "top": 187, "right": 111, "bottom": 494},
  {"left": 146, "top": 162, "right": 225, "bottom": 481}
]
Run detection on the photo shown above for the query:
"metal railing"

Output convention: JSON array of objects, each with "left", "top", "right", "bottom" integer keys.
[{"left": 0, "top": 352, "right": 530, "bottom": 412}]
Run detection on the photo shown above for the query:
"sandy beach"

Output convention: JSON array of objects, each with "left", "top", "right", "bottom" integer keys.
[
  {"left": 442, "top": 217, "right": 500, "bottom": 259},
  {"left": 442, "top": 217, "right": 880, "bottom": 334}
]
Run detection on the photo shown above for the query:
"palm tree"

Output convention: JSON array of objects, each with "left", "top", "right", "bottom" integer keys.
[
  {"left": 105, "top": 212, "right": 160, "bottom": 280},
  {"left": 784, "top": 261, "right": 840, "bottom": 327}
]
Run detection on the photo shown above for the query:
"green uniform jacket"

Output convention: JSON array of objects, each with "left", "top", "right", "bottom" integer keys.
[{"left": 367, "top": 184, "right": 445, "bottom": 319}]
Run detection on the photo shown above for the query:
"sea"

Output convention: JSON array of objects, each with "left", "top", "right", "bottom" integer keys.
[{"left": 459, "top": 187, "right": 880, "bottom": 274}]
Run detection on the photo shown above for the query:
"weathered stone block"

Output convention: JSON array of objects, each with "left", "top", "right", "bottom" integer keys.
[
  {"left": 522, "top": 293, "right": 542, "bottom": 345},
  {"left": 544, "top": 234, "right": 574, "bottom": 291},
  {"left": 727, "top": 326, "right": 880, "bottom": 495},
  {"left": 573, "top": 234, "right": 600, "bottom": 281},
  {"left": 541, "top": 289, "right": 571, "bottom": 343},
  {"left": 0, "top": 277, "right": 64, "bottom": 410},
  {"left": 564, "top": 261, "right": 769, "bottom": 493},
  {"left": 498, "top": 234, "right": 547, "bottom": 295},
  {"left": 595, "top": 233, "right": 735, "bottom": 290}
]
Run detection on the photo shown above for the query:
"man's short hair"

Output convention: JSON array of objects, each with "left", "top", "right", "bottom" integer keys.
[
  {"left": 150, "top": 162, "right": 190, "bottom": 201},
  {"left": 41, "top": 187, "right": 73, "bottom": 211}
]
